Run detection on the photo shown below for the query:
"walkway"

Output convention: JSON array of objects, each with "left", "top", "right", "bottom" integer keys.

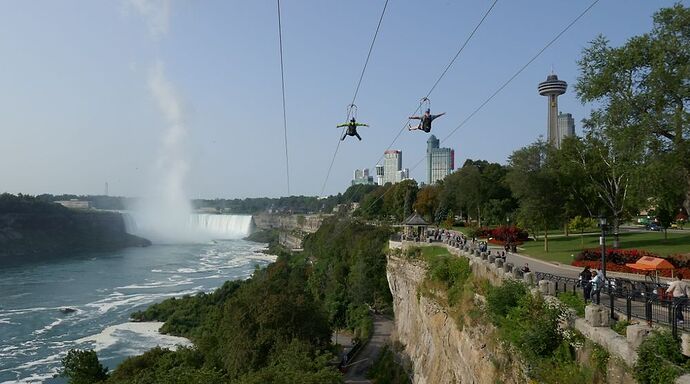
[{"left": 344, "top": 314, "right": 394, "bottom": 384}]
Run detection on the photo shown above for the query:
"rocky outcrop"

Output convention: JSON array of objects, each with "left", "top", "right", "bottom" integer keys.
[
  {"left": 387, "top": 255, "right": 526, "bottom": 384},
  {"left": 0, "top": 210, "right": 150, "bottom": 264}
]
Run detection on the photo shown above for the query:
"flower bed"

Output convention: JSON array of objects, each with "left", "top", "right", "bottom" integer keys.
[{"left": 572, "top": 248, "right": 690, "bottom": 277}]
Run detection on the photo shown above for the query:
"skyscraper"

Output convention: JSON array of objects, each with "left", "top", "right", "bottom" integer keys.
[
  {"left": 426, "top": 135, "right": 454, "bottom": 184},
  {"left": 538, "top": 72, "right": 567, "bottom": 148},
  {"left": 351, "top": 168, "right": 374, "bottom": 186},
  {"left": 557, "top": 112, "right": 575, "bottom": 146},
  {"left": 375, "top": 164, "right": 384, "bottom": 186},
  {"left": 375, "top": 150, "right": 410, "bottom": 185},
  {"left": 383, "top": 150, "right": 402, "bottom": 184}
]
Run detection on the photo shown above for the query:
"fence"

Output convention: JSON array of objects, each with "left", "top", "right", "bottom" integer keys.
[{"left": 534, "top": 272, "right": 689, "bottom": 339}]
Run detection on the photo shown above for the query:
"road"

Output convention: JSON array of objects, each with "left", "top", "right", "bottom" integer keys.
[{"left": 344, "top": 314, "right": 394, "bottom": 384}]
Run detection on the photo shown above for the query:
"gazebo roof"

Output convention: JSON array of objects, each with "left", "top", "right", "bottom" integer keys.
[
  {"left": 625, "top": 256, "right": 675, "bottom": 271},
  {"left": 403, "top": 212, "right": 428, "bottom": 226}
]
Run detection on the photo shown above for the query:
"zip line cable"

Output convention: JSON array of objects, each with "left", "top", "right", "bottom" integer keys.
[
  {"left": 359, "top": 0, "right": 600, "bottom": 214},
  {"left": 277, "top": 0, "right": 291, "bottom": 196},
  {"left": 320, "top": 0, "right": 391, "bottom": 197},
  {"left": 322, "top": 0, "right": 498, "bottom": 234},
  {"left": 330, "top": 0, "right": 499, "bottom": 209},
  {"left": 372, "top": 0, "right": 499, "bottom": 180}
]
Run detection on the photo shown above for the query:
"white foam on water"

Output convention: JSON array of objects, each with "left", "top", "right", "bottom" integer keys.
[
  {"left": 75, "top": 322, "right": 192, "bottom": 352},
  {"left": 32, "top": 317, "right": 66, "bottom": 336},
  {"left": 116, "top": 279, "right": 193, "bottom": 290}
]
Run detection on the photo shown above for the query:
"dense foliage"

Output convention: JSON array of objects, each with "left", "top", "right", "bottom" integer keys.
[
  {"left": 63, "top": 254, "right": 341, "bottom": 383},
  {"left": 486, "top": 282, "right": 596, "bottom": 383},
  {"left": 303, "top": 217, "right": 393, "bottom": 339},
  {"left": 59, "top": 349, "right": 109, "bottom": 384},
  {"left": 62, "top": 216, "right": 397, "bottom": 383},
  {"left": 634, "top": 331, "right": 690, "bottom": 384}
]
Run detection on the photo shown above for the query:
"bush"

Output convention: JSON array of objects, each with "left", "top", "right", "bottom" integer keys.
[
  {"left": 486, "top": 280, "right": 528, "bottom": 323},
  {"left": 610, "top": 320, "right": 631, "bottom": 336},
  {"left": 426, "top": 253, "right": 471, "bottom": 306},
  {"left": 490, "top": 225, "right": 529, "bottom": 244},
  {"left": 634, "top": 331, "right": 690, "bottom": 384},
  {"left": 557, "top": 291, "right": 585, "bottom": 317}
]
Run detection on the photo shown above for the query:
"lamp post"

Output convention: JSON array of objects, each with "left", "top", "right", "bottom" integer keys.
[{"left": 599, "top": 217, "right": 607, "bottom": 280}]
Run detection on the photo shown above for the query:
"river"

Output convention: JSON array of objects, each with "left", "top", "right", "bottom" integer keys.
[{"left": 0, "top": 215, "right": 273, "bottom": 383}]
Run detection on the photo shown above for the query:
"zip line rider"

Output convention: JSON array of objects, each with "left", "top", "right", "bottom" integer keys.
[
  {"left": 337, "top": 118, "right": 369, "bottom": 141},
  {"left": 408, "top": 109, "right": 446, "bottom": 133}
]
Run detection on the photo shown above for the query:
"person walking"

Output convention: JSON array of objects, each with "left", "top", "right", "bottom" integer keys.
[
  {"left": 579, "top": 266, "right": 593, "bottom": 302},
  {"left": 667, "top": 273, "right": 690, "bottom": 324}
]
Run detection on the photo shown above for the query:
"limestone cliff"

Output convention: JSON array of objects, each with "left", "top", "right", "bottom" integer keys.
[{"left": 387, "top": 254, "right": 526, "bottom": 384}]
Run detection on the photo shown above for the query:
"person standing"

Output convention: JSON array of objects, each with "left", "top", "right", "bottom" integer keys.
[
  {"left": 579, "top": 266, "right": 593, "bottom": 302},
  {"left": 590, "top": 270, "right": 604, "bottom": 303},
  {"left": 667, "top": 273, "right": 690, "bottom": 324}
]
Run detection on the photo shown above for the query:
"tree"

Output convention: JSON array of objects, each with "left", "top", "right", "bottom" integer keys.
[
  {"left": 576, "top": 4, "right": 690, "bottom": 215},
  {"left": 557, "top": 129, "right": 645, "bottom": 248},
  {"left": 413, "top": 185, "right": 440, "bottom": 222},
  {"left": 59, "top": 349, "right": 109, "bottom": 384},
  {"left": 568, "top": 216, "right": 597, "bottom": 249},
  {"left": 506, "top": 141, "right": 565, "bottom": 252}
]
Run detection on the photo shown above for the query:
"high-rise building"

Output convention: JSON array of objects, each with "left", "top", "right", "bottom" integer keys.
[
  {"left": 383, "top": 150, "right": 402, "bottom": 185},
  {"left": 375, "top": 164, "right": 384, "bottom": 186},
  {"left": 374, "top": 150, "right": 410, "bottom": 185},
  {"left": 538, "top": 72, "right": 567, "bottom": 148},
  {"left": 351, "top": 168, "right": 374, "bottom": 186},
  {"left": 557, "top": 112, "right": 575, "bottom": 146},
  {"left": 426, "top": 135, "right": 454, "bottom": 184}
]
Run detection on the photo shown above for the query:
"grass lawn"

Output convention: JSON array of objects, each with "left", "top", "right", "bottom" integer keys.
[
  {"left": 520, "top": 231, "right": 690, "bottom": 264},
  {"left": 421, "top": 246, "right": 452, "bottom": 259}
]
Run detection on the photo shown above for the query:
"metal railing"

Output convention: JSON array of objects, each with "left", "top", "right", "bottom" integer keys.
[{"left": 535, "top": 272, "right": 688, "bottom": 339}]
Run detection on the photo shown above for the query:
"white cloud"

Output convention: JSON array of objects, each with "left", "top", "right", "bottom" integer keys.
[{"left": 126, "top": 0, "right": 171, "bottom": 39}]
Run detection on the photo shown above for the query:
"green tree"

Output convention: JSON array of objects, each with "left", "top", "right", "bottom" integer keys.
[
  {"left": 506, "top": 141, "right": 565, "bottom": 252},
  {"left": 557, "top": 129, "right": 645, "bottom": 248},
  {"left": 568, "top": 215, "right": 597, "bottom": 248},
  {"left": 413, "top": 185, "right": 440, "bottom": 222},
  {"left": 576, "top": 4, "right": 690, "bottom": 216},
  {"left": 59, "top": 349, "right": 109, "bottom": 384}
]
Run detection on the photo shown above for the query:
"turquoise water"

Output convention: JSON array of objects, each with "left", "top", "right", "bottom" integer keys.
[{"left": 0, "top": 240, "right": 272, "bottom": 383}]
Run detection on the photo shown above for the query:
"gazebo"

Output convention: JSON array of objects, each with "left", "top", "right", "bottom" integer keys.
[{"left": 402, "top": 212, "right": 428, "bottom": 242}]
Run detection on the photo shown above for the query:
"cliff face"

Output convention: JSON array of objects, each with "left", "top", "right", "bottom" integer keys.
[
  {"left": 0, "top": 210, "right": 150, "bottom": 264},
  {"left": 387, "top": 255, "right": 526, "bottom": 384}
]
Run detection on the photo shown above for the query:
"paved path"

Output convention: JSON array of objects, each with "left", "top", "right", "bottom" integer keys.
[{"left": 344, "top": 314, "right": 394, "bottom": 384}]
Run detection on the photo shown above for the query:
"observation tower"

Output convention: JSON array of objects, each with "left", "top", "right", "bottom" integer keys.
[{"left": 538, "top": 73, "right": 567, "bottom": 147}]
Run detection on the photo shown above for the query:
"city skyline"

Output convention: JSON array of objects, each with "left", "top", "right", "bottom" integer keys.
[{"left": 0, "top": 1, "right": 677, "bottom": 198}]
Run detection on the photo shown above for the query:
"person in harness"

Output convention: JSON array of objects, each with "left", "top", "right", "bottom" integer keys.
[
  {"left": 337, "top": 118, "right": 369, "bottom": 141},
  {"left": 408, "top": 108, "right": 446, "bottom": 133}
]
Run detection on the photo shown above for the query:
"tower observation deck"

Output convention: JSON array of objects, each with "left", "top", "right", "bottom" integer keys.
[{"left": 538, "top": 73, "right": 567, "bottom": 148}]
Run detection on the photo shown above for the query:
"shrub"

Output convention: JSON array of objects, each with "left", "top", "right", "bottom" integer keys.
[
  {"left": 490, "top": 225, "right": 529, "bottom": 244},
  {"left": 557, "top": 291, "right": 585, "bottom": 317},
  {"left": 426, "top": 254, "right": 471, "bottom": 306},
  {"left": 486, "top": 280, "right": 528, "bottom": 323},
  {"left": 634, "top": 331, "right": 690, "bottom": 384},
  {"left": 610, "top": 320, "right": 631, "bottom": 336}
]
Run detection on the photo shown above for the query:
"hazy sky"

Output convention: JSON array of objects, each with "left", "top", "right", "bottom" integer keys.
[{"left": 0, "top": 1, "right": 679, "bottom": 199}]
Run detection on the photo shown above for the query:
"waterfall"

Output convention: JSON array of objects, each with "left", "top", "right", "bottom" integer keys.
[
  {"left": 187, "top": 214, "right": 253, "bottom": 239},
  {"left": 122, "top": 212, "right": 253, "bottom": 243}
]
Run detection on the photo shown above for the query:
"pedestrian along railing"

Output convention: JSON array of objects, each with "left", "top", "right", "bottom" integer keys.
[{"left": 534, "top": 271, "right": 688, "bottom": 339}]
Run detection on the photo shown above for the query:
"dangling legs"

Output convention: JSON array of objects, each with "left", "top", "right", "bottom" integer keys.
[
  {"left": 355, "top": 132, "right": 362, "bottom": 141},
  {"left": 341, "top": 131, "right": 347, "bottom": 141}
]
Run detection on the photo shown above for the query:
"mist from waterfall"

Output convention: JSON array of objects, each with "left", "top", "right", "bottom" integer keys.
[{"left": 125, "top": 62, "right": 195, "bottom": 243}]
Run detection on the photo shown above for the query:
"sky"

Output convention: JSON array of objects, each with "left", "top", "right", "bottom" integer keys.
[{"left": 0, "top": 0, "right": 682, "bottom": 199}]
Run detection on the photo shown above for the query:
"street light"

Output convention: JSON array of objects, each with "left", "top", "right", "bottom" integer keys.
[{"left": 599, "top": 217, "right": 607, "bottom": 280}]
